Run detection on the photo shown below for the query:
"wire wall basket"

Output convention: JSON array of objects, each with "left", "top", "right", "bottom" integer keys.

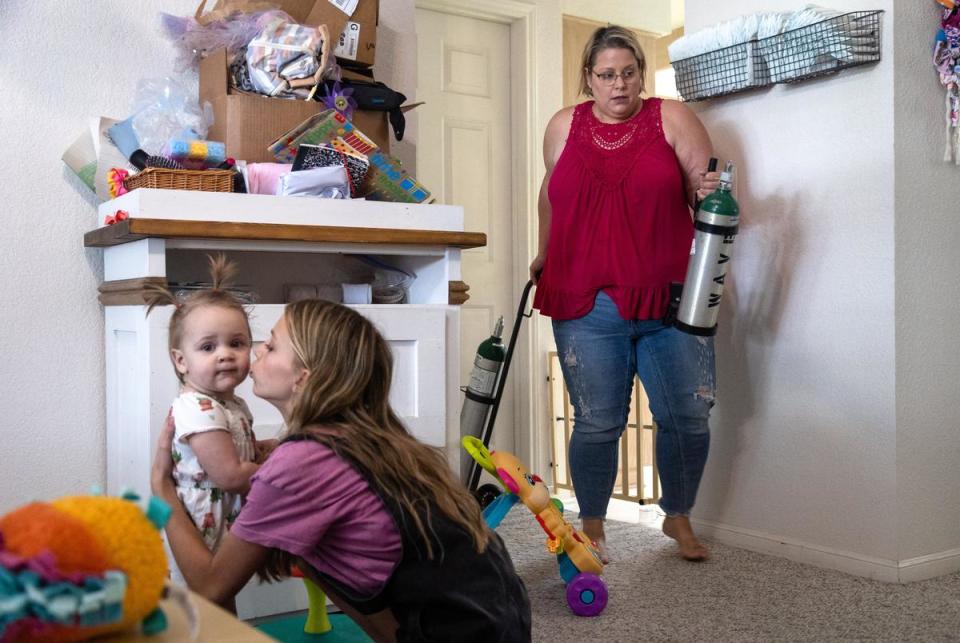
[
  {"left": 672, "top": 10, "right": 883, "bottom": 102},
  {"left": 672, "top": 39, "right": 768, "bottom": 102}
]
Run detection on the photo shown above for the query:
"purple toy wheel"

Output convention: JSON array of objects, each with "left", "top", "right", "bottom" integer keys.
[{"left": 566, "top": 573, "right": 608, "bottom": 617}]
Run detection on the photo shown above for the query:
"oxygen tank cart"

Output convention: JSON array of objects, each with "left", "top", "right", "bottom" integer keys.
[
  {"left": 673, "top": 160, "right": 740, "bottom": 336},
  {"left": 459, "top": 285, "right": 609, "bottom": 617},
  {"left": 462, "top": 280, "right": 536, "bottom": 502}
]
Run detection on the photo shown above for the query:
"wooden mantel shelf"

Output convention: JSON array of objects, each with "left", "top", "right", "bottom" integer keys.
[{"left": 84, "top": 218, "right": 487, "bottom": 249}]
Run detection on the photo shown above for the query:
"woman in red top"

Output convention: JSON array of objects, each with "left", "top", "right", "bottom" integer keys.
[{"left": 530, "top": 25, "right": 720, "bottom": 563}]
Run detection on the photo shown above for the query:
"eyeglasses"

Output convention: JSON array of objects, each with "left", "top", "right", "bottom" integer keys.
[{"left": 591, "top": 68, "right": 638, "bottom": 86}]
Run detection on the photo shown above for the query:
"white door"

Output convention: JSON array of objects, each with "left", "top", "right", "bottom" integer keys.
[{"left": 416, "top": 8, "right": 517, "bottom": 462}]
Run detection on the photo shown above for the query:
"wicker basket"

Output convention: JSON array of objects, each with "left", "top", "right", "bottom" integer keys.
[{"left": 124, "top": 167, "right": 234, "bottom": 193}]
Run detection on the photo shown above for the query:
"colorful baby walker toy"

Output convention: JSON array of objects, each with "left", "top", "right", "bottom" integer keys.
[{"left": 462, "top": 436, "right": 608, "bottom": 617}]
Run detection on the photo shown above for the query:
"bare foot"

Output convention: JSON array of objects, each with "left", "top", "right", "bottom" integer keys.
[
  {"left": 662, "top": 515, "right": 709, "bottom": 561},
  {"left": 581, "top": 518, "right": 609, "bottom": 564}
]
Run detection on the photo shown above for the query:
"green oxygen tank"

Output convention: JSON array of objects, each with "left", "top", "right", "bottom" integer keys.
[
  {"left": 459, "top": 317, "right": 505, "bottom": 482},
  {"left": 675, "top": 160, "right": 740, "bottom": 336}
]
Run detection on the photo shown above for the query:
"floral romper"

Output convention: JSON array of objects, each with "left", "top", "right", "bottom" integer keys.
[{"left": 170, "top": 391, "right": 256, "bottom": 561}]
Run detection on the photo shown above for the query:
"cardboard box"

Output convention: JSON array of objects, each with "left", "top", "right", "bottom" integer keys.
[
  {"left": 200, "top": 48, "right": 389, "bottom": 162},
  {"left": 204, "top": 0, "right": 378, "bottom": 67},
  {"left": 304, "top": 0, "right": 379, "bottom": 68}
]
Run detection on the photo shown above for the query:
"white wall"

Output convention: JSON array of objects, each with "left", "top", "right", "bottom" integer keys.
[
  {"left": 0, "top": 0, "right": 414, "bottom": 513},
  {"left": 560, "top": 0, "right": 672, "bottom": 34},
  {"left": 510, "top": 0, "right": 566, "bottom": 484},
  {"left": 375, "top": 0, "right": 418, "bottom": 170},
  {"left": 893, "top": 4, "right": 960, "bottom": 562},
  {"left": 0, "top": 0, "right": 194, "bottom": 512},
  {"left": 670, "top": 0, "right": 684, "bottom": 31},
  {"left": 683, "top": 0, "right": 960, "bottom": 580}
]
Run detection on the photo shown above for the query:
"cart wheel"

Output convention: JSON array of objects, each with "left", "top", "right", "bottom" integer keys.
[
  {"left": 474, "top": 483, "right": 502, "bottom": 509},
  {"left": 566, "top": 573, "right": 607, "bottom": 617}
]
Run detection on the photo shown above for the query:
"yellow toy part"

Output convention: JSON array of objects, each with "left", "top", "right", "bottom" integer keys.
[
  {"left": 462, "top": 436, "right": 498, "bottom": 478},
  {"left": 0, "top": 491, "right": 177, "bottom": 642},
  {"left": 487, "top": 449, "right": 603, "bottom": 576},
  {"left": 290, "top": 566, "right": 331, "bottom": 635}
]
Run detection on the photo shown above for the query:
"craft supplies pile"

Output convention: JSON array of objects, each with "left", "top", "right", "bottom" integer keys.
[{"left": 62, "top": 0, "right": 432, "bottom": 207}]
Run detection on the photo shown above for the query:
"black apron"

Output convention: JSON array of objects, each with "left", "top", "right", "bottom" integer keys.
[{"left": 289, "top": 435, "right": 532, "bottom": 642}]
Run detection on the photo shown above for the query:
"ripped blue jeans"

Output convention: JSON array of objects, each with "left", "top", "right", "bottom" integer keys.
[{"left": 552, "top": 291, "right": 715, "bottom": 518}]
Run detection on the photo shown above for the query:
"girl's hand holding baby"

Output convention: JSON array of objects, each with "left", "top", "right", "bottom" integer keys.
[
  {"left": 151, "top": 411, "right": 177, "bottom": 502},
  {"left": 255, "top": 439, "right": 279, "bottom": 463}
]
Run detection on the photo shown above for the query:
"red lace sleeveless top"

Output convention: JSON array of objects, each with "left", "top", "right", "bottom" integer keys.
[{"left": 532, "top": 98, "right": 693, "bottom": 321}]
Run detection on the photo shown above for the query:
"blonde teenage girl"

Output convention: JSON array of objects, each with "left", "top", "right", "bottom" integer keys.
[{"left": 152, "top": 299, "right": 531, "bottom": 642}]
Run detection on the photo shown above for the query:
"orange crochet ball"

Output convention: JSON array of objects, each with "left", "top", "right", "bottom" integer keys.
[
  {"left": 0, "top": 502, "right": 110, "bottom": 575},
  {"left": 0, "top": 494, "right": 171, "bottom": 642},
  {"left": 52, "top": 496, "right": 168, "bottom": 635}
]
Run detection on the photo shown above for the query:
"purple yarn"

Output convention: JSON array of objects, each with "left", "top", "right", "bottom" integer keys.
[
  {"left": 0, "top": 546, "right": 88, "bottom": 585},
  {"left": 1, "top": 617, "right": 55, "bottom": 642},
  {"left": 160, "top": 9, "right": 296, "bottom": 71}
]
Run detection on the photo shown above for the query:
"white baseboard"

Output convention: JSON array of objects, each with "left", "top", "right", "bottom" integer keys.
[
  {"left": 692, "top": 518, "right": 960, "bottom": 583},
  {"left": 236, "top": 577, "right": 308, "bottom": 620},
  {"left": 897, "top": 547, "right": 960, "bottom": 583}
]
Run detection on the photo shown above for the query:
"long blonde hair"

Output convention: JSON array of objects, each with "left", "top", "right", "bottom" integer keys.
[
  {"left": 579, "top": 24, "right": 648, "bottom": 96},
  {"left": 144, "top": 253, "right": 251, "bottom": 383},
  {"left": 262, "top": 299, "right": 490, "bottom": 578}
]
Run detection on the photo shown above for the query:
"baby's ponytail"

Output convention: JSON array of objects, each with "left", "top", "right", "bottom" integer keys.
[{"left": 144, "top": 253, "right": 251, "bottom": 382}]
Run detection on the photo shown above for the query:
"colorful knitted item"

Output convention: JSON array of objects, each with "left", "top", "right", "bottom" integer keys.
[
  {"left": 934, "top": 6, "right": 960, "bottom": 162},
  {"left": 0, "top": 493, "right": 171, "bottom": 641}
]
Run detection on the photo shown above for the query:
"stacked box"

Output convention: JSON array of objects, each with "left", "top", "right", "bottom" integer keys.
[{"left": 201, "top": 49, "right": 391, "bottom": 162}]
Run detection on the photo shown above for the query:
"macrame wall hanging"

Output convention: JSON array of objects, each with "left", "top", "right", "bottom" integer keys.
[{"left": 933, "top": 0, "right": 960, "bottom": 163}]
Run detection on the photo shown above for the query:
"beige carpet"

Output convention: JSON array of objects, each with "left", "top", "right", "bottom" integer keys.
[{"left": 495, "top": 512, "right": 960, "bottom": 642}]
